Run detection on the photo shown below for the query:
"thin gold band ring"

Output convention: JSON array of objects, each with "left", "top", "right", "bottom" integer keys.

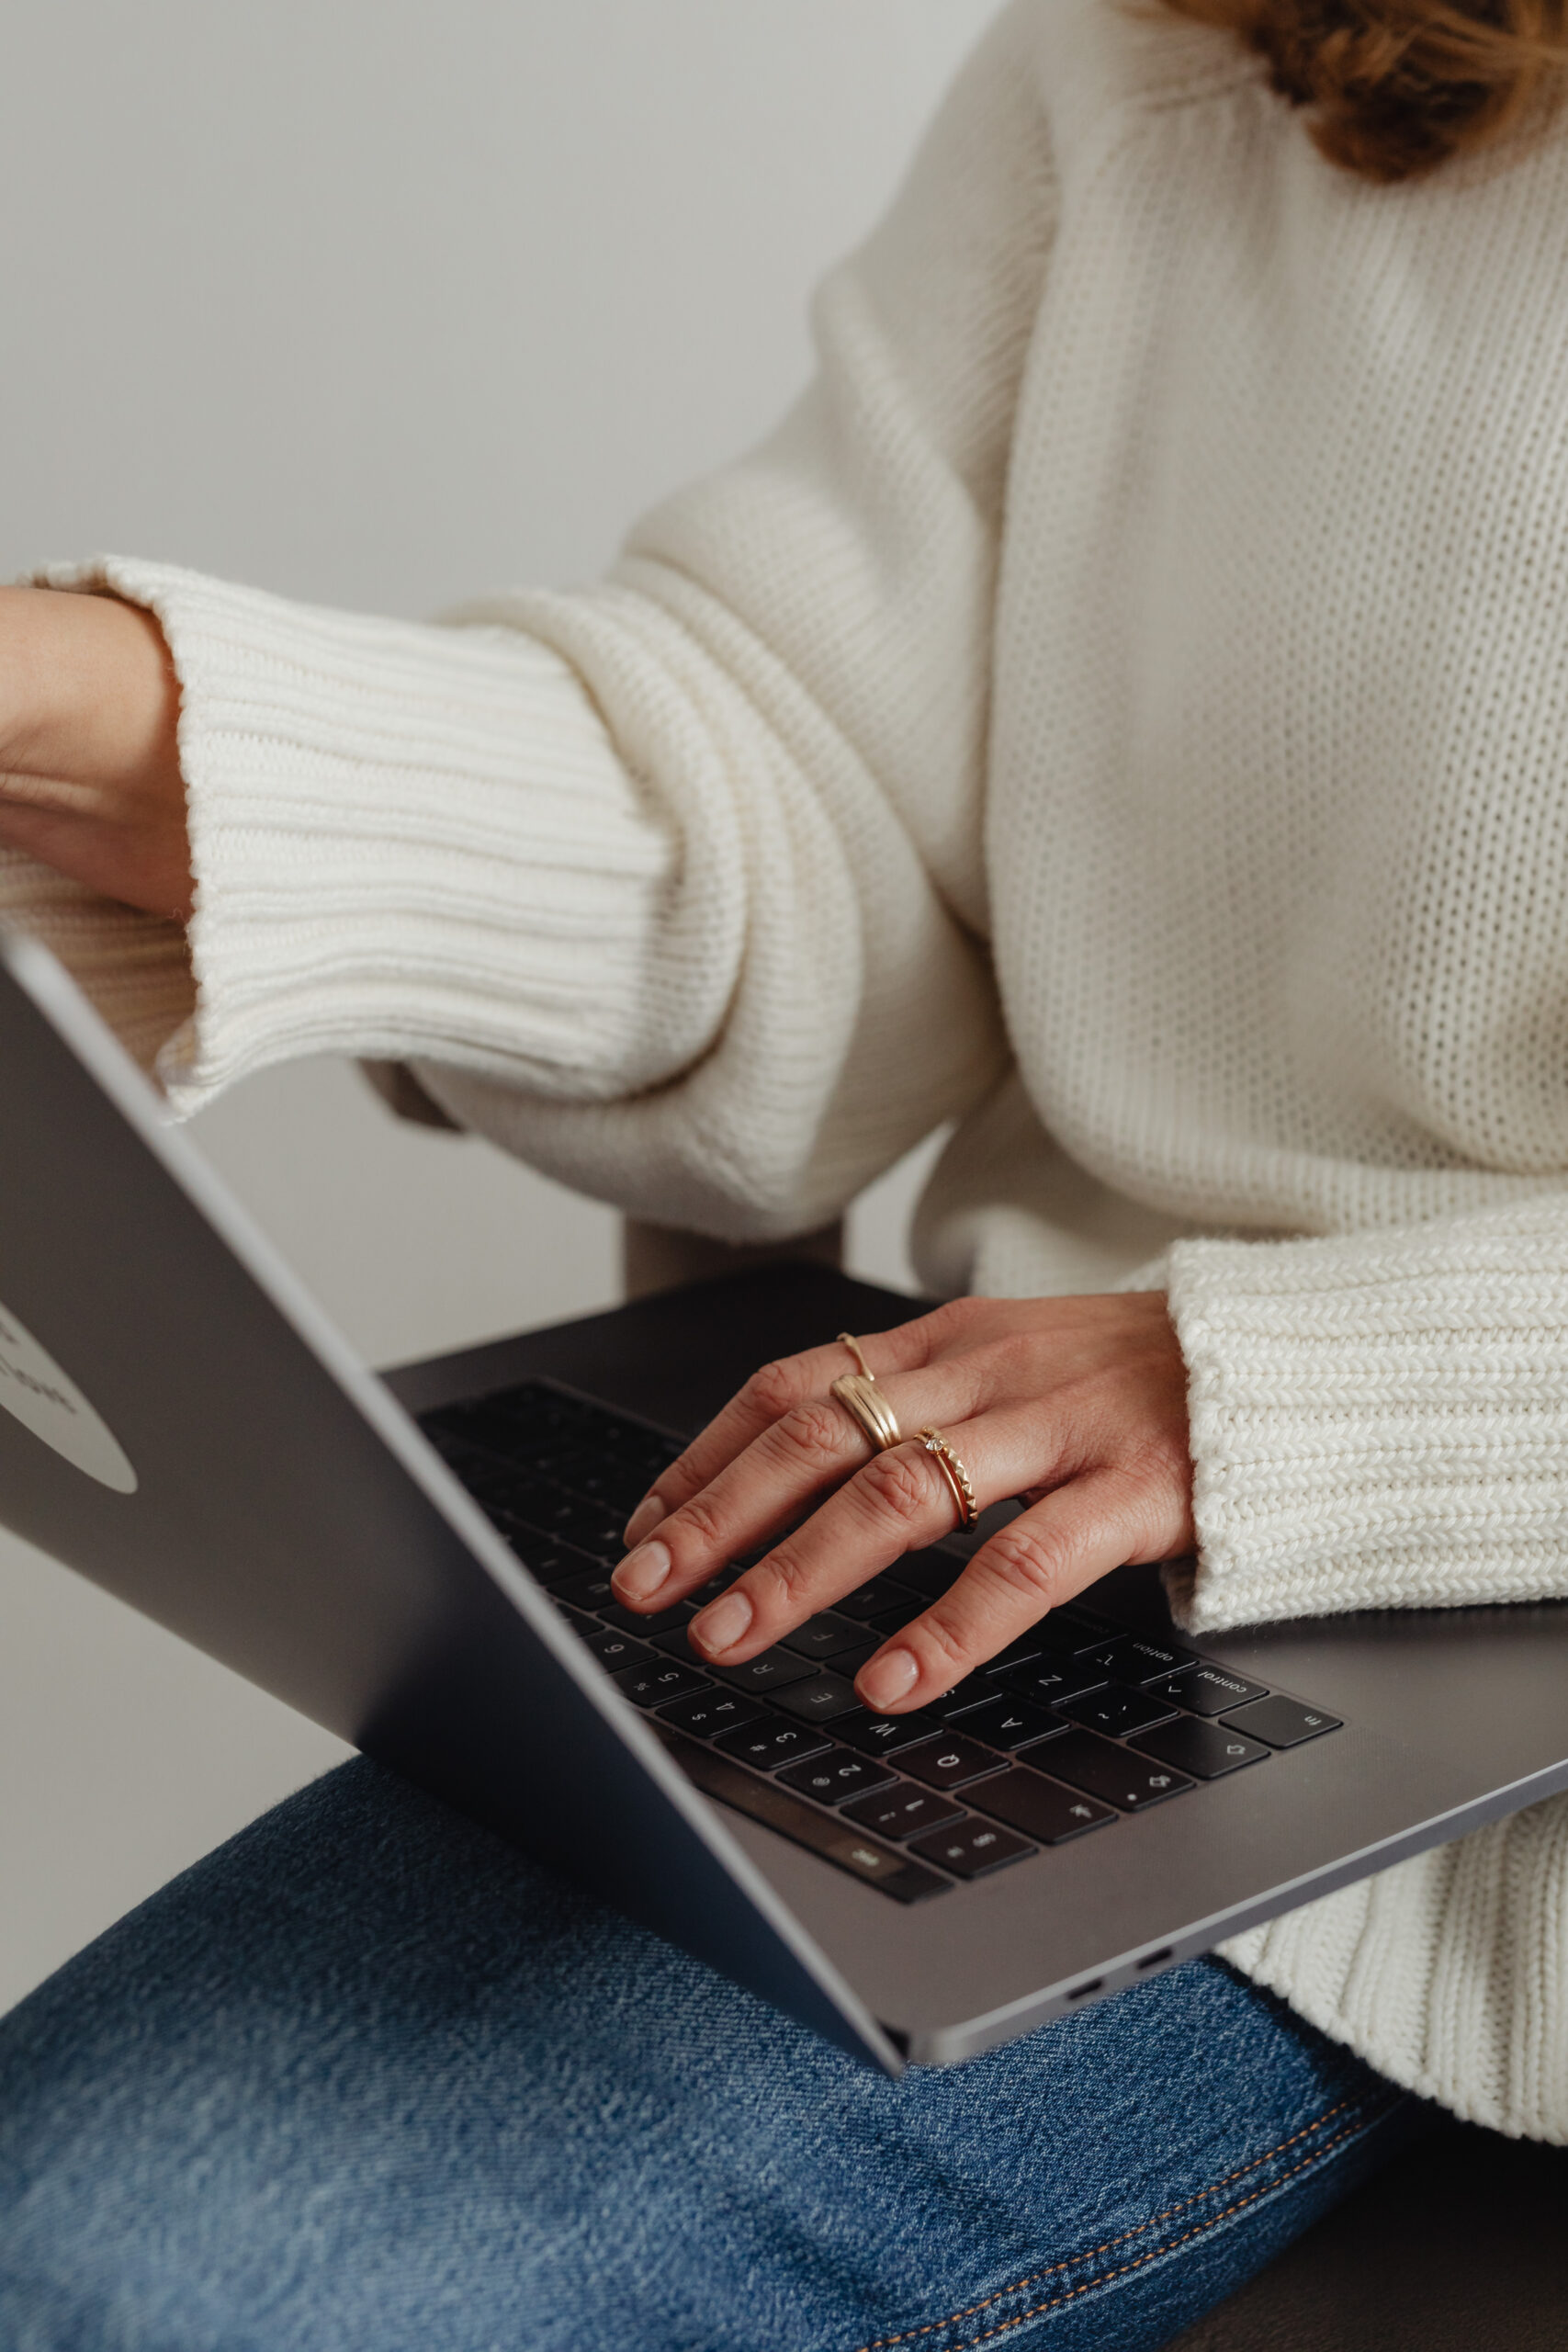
[{"left": 919, "top": 1426, "right": 980, "bottom": 1531}]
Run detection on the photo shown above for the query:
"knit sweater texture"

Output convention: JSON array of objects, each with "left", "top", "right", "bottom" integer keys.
[{"left": 8, "top": 0, "right": 1568, "bottom": 2141}]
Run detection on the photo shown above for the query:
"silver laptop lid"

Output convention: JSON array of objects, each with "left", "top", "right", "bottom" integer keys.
[{"left": 0, "top": 926, "right": 904, "bottom": 2072}]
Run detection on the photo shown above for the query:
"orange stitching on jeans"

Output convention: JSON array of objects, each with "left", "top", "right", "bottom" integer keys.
[
  {"left": 852, "top": 2095, "right": 1377, "bottom": 2352},
  {"left": 942, "top": 2113, "right": 1380, "bottom": 2351}
]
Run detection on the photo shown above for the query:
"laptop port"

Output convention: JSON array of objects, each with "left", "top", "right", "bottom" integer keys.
[
  {"left": 1066, "top": 1977, "right": 1105, "bottom": 2000},
  {"left": 1137, "top": 1947, "right": 1174, "bottom": 1972}
]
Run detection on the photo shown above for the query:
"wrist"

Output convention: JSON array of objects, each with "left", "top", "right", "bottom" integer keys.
[
  {"left": 0, "top": 583, "right": 190, "bottom": 921},
  {"left": 1, "top": 585, "right": 178, "bottom": 791}
]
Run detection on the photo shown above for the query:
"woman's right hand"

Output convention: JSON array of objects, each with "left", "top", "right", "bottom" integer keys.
[{"left": 0, "top": 584, "right": 191, "bottom": 920}]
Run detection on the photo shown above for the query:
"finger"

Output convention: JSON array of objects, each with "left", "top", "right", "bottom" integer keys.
[
  {"left": 677, "top": 1433, "right": 969, "bottom": 1661},
  {"left": 612, "top": 1347, "right": 995, "bottom": 1611},
  {"left": 619, "top": 1314, "right": 956, "bottom": 1551},
  {"left": 618, "top": 1340, "right": 860, "bottom": 1554},
  {"left": 854, "top": 1462, "right": 1190, "bottom": 1713},
  {"left": 680, "top": 1393, "right": 1073, "bottom": 1656}
]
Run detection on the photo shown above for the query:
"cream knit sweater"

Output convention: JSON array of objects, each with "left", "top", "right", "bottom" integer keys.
[{"left": 7, "top": 0, "right": 1568, "bottom": 2140}]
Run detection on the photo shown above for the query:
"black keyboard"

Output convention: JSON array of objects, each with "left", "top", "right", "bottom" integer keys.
[{"left": 419, "top": 1380, "right": 1344, "bottom": 1903}]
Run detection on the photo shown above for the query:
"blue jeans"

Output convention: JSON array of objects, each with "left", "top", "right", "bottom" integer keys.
[{"left": 0, "top": 1758, "right": 1427, "bottom": 2352}]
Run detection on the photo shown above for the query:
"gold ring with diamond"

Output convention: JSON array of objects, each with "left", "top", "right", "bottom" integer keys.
[{"left": 919, "top": 1426, "right": 980, "bottom": 1531}]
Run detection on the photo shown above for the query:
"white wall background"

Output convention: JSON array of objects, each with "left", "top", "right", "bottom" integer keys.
[{"left": 0, "top": 0, "right": 994, "bottom": 2015}]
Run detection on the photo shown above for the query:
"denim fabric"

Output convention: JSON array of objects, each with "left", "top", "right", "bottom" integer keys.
[{"left": 0, "top": 1758, "right": 1427, "bottom": 2352}]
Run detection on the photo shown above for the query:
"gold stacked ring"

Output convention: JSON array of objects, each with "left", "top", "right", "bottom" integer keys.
[
  {"left": 920, "top": 1427, "right": 980, "bottom": 1531},
  {"left": 830, "top": 1370, "right": 902, "bottom": 1453},
  {"left": 829, "top": 1333, "right": 902, "bottom": 1453}
]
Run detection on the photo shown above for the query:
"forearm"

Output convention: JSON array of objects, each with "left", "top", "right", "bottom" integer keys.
[{"left": 0, "top": 584, "right": 188, "bottom": 920}]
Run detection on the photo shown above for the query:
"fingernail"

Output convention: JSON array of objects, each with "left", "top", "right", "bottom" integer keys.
[
  {"left": 858, "top": 1648, "right": 919, "bottom": 1712},
  {"left": 623, "top": 1494, "right": 666, "bottom": 1548},
  {"left": 692, "top": 1589, "right": 754, "bottom": 1657},
  {"left": 611, "top": 1540, "right": 671, "bottom": 1602}
]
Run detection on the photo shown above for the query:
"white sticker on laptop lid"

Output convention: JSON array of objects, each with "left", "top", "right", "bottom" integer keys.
[{"left": 0, "top": 1295, "right": 138, "bottom": 1494}]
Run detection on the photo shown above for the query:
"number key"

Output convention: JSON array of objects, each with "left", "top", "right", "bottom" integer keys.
[
  {"left": 611, "top": 1659, "right": 711, "bottom": 1709},
  {"left": 840, "top": 1782, "right": 966, "bottom": 1840},
  {"left": 908, "top": 1817, "right": 1035, "bottom": 1879},
  {"left": 713, "top": 1718, "right": 832, "bottom": 1771},
  {"left": 776, "top": 1747, "right": 898, "bottom": 1804}
]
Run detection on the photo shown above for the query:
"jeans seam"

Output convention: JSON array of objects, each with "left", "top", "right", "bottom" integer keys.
[{"left": 851, "top": 2091, "right": 1394, "bottom": 2352}]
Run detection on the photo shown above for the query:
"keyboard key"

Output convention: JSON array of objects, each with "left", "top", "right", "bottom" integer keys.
[
  {"left": 835, "top": 1708, "right": 948, "bottom": 1758},
  {"left": 596, "top": 1600, "right": 692, "bottom": 1638},
  {"left": 813, "top": 1634, "right": 876, "bottom": 1676},
  {"left": 548, "top": 1453, "right": 653, "bottom": 1515},
  {"left": 908, "top": 1817, "right": 1035, "bottom": 1880},
  {"left": 544, "top": 1464, "right": 637, "bottom": 1513},
  {"left": 945, "top": 1496, "right": 1024, "bottom": 1555},
  {"left": 1081, "top": 1633, "right": 1201, "bottom": 1687},
  {"left": 841, "top": 1782, "right": 967, "bottom": 1840},
  {"left": 1037, "top": 1728, "right": 1195, "bottom": 1811},
  {"left": 558, "top": 1512, "right": 631, "bottom": 1563},
  {"left": 554, "top": 1566, "right": 619, "bottom": 1612},
  {"left": 780, "top": 1611, "right": 869, "bottom": 1662},
  {"left": 611, "top": 1659, "right": 712, "bottom": 1709},
  {"left": 713, "top": 1718, "right": 833, "bottom": 1771},
  {"left": 656, "top": 1687, "right": 766, "bottom": 1740},
  {"left": 1151, "top": 1663, "right": 1269, "bottom": 1717},
  {"left": 583, "top": 1627, "right": 655, "bottom": 1673},
  {"left": 554, "top": 1602, "right": 602, "bottom": 1641},
  {"left": 998, "top": 1658, "right": 1110, "bottom": 1709},
  {"left": 948, "top": 1694, "right": 1064, "bottom": 1752},
  {"left": 685, "top": 1566, "right": 745, "bottom": 1603},
  {"left": 1222, "top": 1694, "right": 1343, "bottom": 1748},
  {"left": 515, "top": 1492, "right": 627, "bottom": 1558},
  {"left": 654, "top": 1727, "right": 949, "bottom": 1902},
  {"left": 1042, "top": 1609, "right": 1127, "bottom": 1658},
  {"left": 464, "top": 1471, "right": 566, "bottom": 1526},
  {"left": 931, "top": 1675, "right": 999, "bottom": 1721},
  {"left": 565, "top": 1424, "right": 680, "bottom": 1480},
  {"left": 507, "top": 1487, "right": 605, "bottom": 1541},
  {"left": 833, "top": 1575, "right": 922, "bottom": 1623},
  {"left": 776, "top": 1747, "right": 899, "bottom": 1804},
  {"left": 770, "top": 1671, "right": 865, "bottom": 1725},
  {"left": 970, "top": 1769, "right": 1117, "bottom": 1844},
  {"left": 1134, "top": 1717, "right": 1270, "bottom": 1781},
  {"left": 899, "top": 1736, "right": 1007, "bottom": 1792},
  {"left": 706, "top": 1646, "right": 818, "bottom": 1695},
  {"left": 981, "top": 1631, "right": 1052, "bottom": 1673},
  {"left": 891, "top": 1548, "right": 964, "bottom": 1600},
  {"left": 651, "top": 1624, "right": 705, "bottom": 1658},
  {"left": 508, "top": 1538, "right": 605, "bottom": 1588},
  {"left": 863, "top": 1601, "right": 925, "bottom": 1637},
  {"left": 1057, "top": 1685, "right": 1179, "bottom": 1739}
]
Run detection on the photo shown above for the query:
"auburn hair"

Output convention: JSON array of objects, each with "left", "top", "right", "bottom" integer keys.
[{"left": 1156, "top": 0, "right": 1568, "bottom": 180}]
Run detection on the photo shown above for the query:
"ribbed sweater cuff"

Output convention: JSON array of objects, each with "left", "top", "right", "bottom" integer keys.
[
  {"left": 1164, "top": 1202, "right": 1568, "bottom": 1633},
  {"left": 31, "top": 559, "right": 674, "bottom": 1114}
]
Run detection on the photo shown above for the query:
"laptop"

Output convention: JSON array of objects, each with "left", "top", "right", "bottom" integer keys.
[{"left": 4, "top": 926, "right": 1567, "bottom": 2072}]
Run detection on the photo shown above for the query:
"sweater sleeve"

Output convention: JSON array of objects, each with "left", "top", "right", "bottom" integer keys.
[
  {"left": 1163, "top": 1195, "right": 1568, "bottom": 1632},
  {"left": 13, "top": 1, "right": 1055, "bottom": 1239}
]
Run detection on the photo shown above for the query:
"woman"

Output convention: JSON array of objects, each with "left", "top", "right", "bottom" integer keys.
[{"left": 2, "top": 0, "right": 1565, "bottom": 2341}]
